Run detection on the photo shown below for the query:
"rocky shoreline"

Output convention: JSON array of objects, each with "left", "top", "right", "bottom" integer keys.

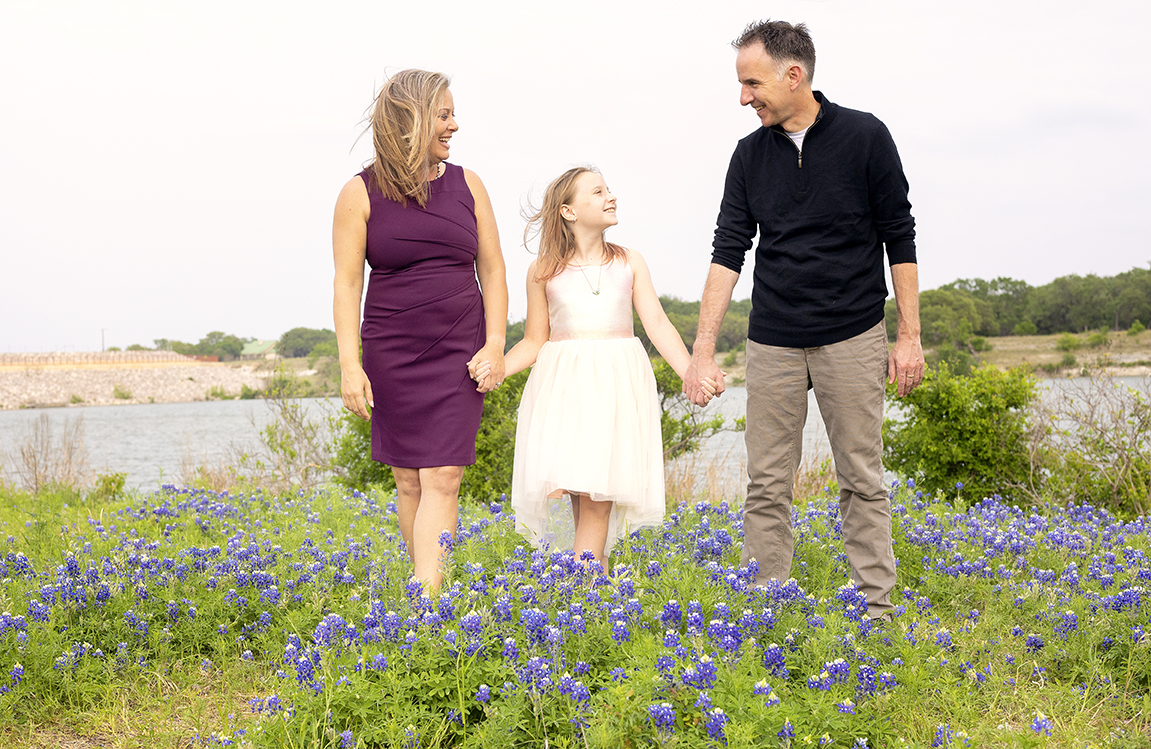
[{"left": 0, "top": 363, "right": 270, "bottom": 409}]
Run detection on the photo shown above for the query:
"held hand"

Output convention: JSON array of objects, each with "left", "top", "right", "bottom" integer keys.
[
  {"left": 340, "top": 365, "right": 374, "bottom": 421},
  {"left": 888, "top": 333, "right": 925, "bottom": 397},
  {"left": 469, "top": 343, "right": 506, "bottom": 394},
  {"left": 683, "top": 354, "right": 726, "bottom": 407}
]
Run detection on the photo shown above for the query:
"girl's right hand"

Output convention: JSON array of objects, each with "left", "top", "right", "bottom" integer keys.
[{"left": 341, "top": 365, "right": 374, "bottom": 421}]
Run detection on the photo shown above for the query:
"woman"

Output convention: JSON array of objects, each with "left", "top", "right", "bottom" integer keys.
[{"left": 332, "top": 69, "right": 507, "bottom": 590}]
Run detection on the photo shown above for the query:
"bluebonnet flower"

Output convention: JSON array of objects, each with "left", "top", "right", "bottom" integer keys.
[
  {"left": 648, "top": 703, "right": 675, "bottom": 732},
  {"left": 704, "top": 707, "right": 728, "bottom": 743},
  {"left": 778, "top": 720, "right": 794, "bottom": 739},
  {"left": 609, "top": 667, "right": 627, "bottom": 682},
  {"left": 340, "top": 729, "right": 353, "bottom": 748},
  {"left": 1025, "top": 634, "right": 1045, "bottom": 653},
  {"left": 1031, "top": 712, "right": 1053, "bottom": 735},
  {"left": 475, "top": 684, "right": 491, "bottom": 703}
]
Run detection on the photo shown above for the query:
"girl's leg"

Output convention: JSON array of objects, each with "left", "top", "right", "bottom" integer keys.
[
  {"left": 572, "top": 493, "right": 612, "bottom": 572},
  {"left": 408, "top": 465, "right": 465, "bottom": 591},
  {"left": 569, "top": 491, "right": 580, "bottom": 532},
  {"left": 392, "top": 467, "right": 422, "bottom": 562}
]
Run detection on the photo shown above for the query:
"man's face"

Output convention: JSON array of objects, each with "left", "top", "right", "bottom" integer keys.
[{"left": 735, "top": 42, "right": 794, "bottom": 129}]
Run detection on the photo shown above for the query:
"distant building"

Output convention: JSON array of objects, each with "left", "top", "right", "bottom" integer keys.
[{"left": 240, "top": 340, "right": 278, "bottom": 360}]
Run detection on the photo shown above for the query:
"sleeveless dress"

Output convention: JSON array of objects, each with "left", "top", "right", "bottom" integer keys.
[
  {"left": 359, "top": 163, "right": 486, "bottom": 467},
  {"left": 511, "top": 257, "right": 665, "bottom": 552}
]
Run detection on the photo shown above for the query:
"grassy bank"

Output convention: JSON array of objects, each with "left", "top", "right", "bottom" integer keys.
[{"left": 970, "top": 330, "right": 1151, "bottom": 374}]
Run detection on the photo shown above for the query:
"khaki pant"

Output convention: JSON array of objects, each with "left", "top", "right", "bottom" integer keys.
[{"left": 742, "top": 321, "right": 895, "bottom": 616}]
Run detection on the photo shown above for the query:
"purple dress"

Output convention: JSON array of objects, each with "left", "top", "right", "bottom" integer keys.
[{"left": 359, "top": 163, "right": 486, "bottom": 468}]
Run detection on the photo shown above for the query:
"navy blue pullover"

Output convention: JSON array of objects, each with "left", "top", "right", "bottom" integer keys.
[{"left": 711, "top": 92, "right": 916, "bottom": 348}]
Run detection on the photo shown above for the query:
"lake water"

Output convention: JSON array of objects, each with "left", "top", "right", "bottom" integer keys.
[
  {"left": 0, "top": 398, "right": 341, "bottom": 489},
  {"left": 1, "top": 376, "right": 1144, "bottom": 492}
]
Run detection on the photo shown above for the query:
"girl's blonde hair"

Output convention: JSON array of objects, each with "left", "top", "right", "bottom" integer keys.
[
  {"left": 524, "top": 166, "right": 626, "bottom": 283},
  {"left": 367, "top": 69, "right": 451, "bottom": 208}
]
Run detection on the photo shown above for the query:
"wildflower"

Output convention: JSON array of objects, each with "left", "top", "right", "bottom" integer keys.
[
  {"left": 836, "top": 698, "right": 856, "bottom": 714},
  {"left": 778, "top": 720, "right": 794, "bottom": 739},
  {"left": 475, "top": 684, "right": 491, "bottom": 703},
  {"left": 1031, "top": 712, "right": 1053, "bottom": 735},
  {"left": 340, "top": 729, "right": 353, "bottom": 748},
  {"left": 1025, "top": 634, "right": 1045, "bottom": 653},
  {"left": 704, "top": 707, "right": 728, "bottom": 743},
  {"left": 648, "top": 702, "right": 675, "bottom": 732}
]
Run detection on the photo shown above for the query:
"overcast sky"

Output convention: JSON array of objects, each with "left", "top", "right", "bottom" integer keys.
[{"left": 2, "top": 0, "right": 1149, "bottom": 352}]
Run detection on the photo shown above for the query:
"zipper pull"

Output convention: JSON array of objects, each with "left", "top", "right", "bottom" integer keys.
[{"left": 798, "top": 151, "right": 803, "bottom": 169}]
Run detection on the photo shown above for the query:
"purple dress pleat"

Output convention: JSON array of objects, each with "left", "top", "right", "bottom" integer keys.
[{"left": 358, "top": 163, "right": 485, "bottom": 467}]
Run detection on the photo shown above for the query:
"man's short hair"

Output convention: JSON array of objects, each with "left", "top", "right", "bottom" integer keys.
[{"left": 733, "top": 20, "right": 816, "bottom": 84}]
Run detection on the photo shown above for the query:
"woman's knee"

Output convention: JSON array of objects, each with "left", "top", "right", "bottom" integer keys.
[
  {"left": 420, "top": 465, "right": 465, "bottom": 496},
  {"left": 392, "top": 467, "right": 422, "bottom": 495}
]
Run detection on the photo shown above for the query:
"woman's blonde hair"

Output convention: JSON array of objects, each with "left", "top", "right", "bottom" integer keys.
[
  {"left": 367, "top": 69, "right": 451, "bottom": 208},
  {"left": 524, "top": 166, "right": 626, "bottom": 283}
]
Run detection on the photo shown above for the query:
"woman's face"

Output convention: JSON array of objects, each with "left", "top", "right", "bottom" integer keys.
[{"left": 429, "top": 89, "right": 457, "bottom": 164}]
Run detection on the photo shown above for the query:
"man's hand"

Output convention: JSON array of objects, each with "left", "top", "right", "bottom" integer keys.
[
  {"left": 684, "top": 353, "right": 726, "bottom": 406},
  {"left": 888, "top": 333, "right": 924, "bottom": 397}
]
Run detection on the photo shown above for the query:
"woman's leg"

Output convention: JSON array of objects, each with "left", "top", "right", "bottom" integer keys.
[
  {"left": 572, "top": 493, "right": 612, "bottom": 572},
  {"left": 411, "top": 465, "right": 465, "bottom": 590},
  {"left": 391, "top": 466, "right": 423, "bottom": 562}
]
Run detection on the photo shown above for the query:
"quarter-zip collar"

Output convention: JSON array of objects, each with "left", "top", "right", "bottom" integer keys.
[{"left": 769, "top": 91, "right": 835, "bottom": 168}]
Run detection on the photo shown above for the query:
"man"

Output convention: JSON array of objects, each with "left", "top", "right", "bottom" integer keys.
[{"left": 683, "top": 19, "right": 924, "bottom": 620}]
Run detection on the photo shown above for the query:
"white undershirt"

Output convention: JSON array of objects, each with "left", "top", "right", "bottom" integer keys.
[{"left": 786, "top": 126, "right": 809, "bottom": 153}]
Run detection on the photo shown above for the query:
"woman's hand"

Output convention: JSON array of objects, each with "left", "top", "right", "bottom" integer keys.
[
  {"left": 468, "top": 342, "right": 506, "bottom": 393},
  {"left": 341, "top": 364, "right": 374, "bottom": 420}
]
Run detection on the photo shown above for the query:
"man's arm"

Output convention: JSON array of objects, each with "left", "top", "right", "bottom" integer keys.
[
  {"left": 684, "top": 263, "right": 740, "bottom": 405},
  {"left": 888, "top": 262, "right": 924, "bottom": 397}
]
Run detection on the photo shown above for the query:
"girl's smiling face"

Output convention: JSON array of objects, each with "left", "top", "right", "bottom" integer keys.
[{"left": 561, "top": 172, "right": 617, "bottom": 229}]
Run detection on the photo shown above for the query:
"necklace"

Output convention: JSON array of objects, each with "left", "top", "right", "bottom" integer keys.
[
  {"left": 576, "top": 262, "right": 603, "bottom": 295},
  {"left": 429, "top": 162, "right": 444, "bottom": 181}
]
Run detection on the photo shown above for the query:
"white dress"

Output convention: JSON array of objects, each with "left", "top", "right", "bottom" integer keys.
[{"left": 511, "top": 256, "right": 665, "bottom": 553}]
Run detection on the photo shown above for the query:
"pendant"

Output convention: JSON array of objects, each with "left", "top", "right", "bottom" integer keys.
[{"left": 592, "top": 290, "right": 600, "bottom": 295}]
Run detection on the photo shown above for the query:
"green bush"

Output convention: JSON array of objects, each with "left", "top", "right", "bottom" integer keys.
[
  {"left": 1129, "top": 319, "right": 1146, "bottom": 336},
  {"left": 883, "top": 363, "right": 1037, "bottom": 501},
  {"left": 1029, "top": 372, "right": 1151, "bottom": 517},
  {"left": 1013, "top": 319, "right": 1038, "bottom": 336},
  {"left": 1056, "top": 333, "right": 1081, "bottom": 351},
  {"left": 330, "top": 361, "right": 739, "bottom": 497},
  {"left": 330, "top": 372, "right": 530, "bottom": 499},
  {"left": 1085, "top": 329, "right": 1110, "bottom": 348}
]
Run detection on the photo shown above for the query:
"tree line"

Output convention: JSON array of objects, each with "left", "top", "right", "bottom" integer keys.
[
  {"left": 885, "top": 266, "right": 1151, "bottom": 342},
  {"left": 123, "top": 266, "right": 1151, "bottom": 363}
]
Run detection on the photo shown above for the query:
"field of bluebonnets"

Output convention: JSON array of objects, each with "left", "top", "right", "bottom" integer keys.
[
  {"left": 4, "top": 478, "right": 1151, "bottom": 748},
  {"left": 3, "top": 369, "right": 1151, "bottom": 747}
]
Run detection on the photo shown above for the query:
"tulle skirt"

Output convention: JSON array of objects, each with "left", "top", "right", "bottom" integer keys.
[{"left": 511, "top": 336, "right": 665, "bottom": 553}]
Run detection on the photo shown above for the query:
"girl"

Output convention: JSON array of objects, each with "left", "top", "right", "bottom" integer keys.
[{"left": 475, "top": 166, "right": 717, "bottom": 570}]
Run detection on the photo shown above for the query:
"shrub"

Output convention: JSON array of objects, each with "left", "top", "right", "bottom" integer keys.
[
  {"left": 330, "top": 372, "right": 530, "bottom": 499},
  {"left": 112, "top": 384, "right": 132, "bottom": 400},
  {"left": 1013, "top": 319, "right": 1038, "bottom": 336},
  {"left": 329, "top": 361, "right": 738, "bottom": 496},
  {"left": 1056, "top": 333, "right": 1081, "bottom": 352},
  {"left": 883, "top": 363, "right": 1036, "bottom": 501},
  {"left": 970, "top": 336, "right": 991, "bottom": 352},
  {"left": 652, "top": 359, "right": 741, "bottom": 461},
  {"left": 1026, "top": 371, "right": 1151, "bottom": 517},
  {"left": 1085, "top": 329, "right": 1110, "bottom": 349},
  {"left": 1129, "top": 319, "right": 1146, "bottom": 336}
]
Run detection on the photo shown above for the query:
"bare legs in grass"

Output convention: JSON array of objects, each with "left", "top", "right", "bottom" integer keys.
[
  {"left": 569, "top": 491, "right": 612, "bottom": 573},
  {"left": 392, "top": 465, "right": 464, "bottom": 591}
]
